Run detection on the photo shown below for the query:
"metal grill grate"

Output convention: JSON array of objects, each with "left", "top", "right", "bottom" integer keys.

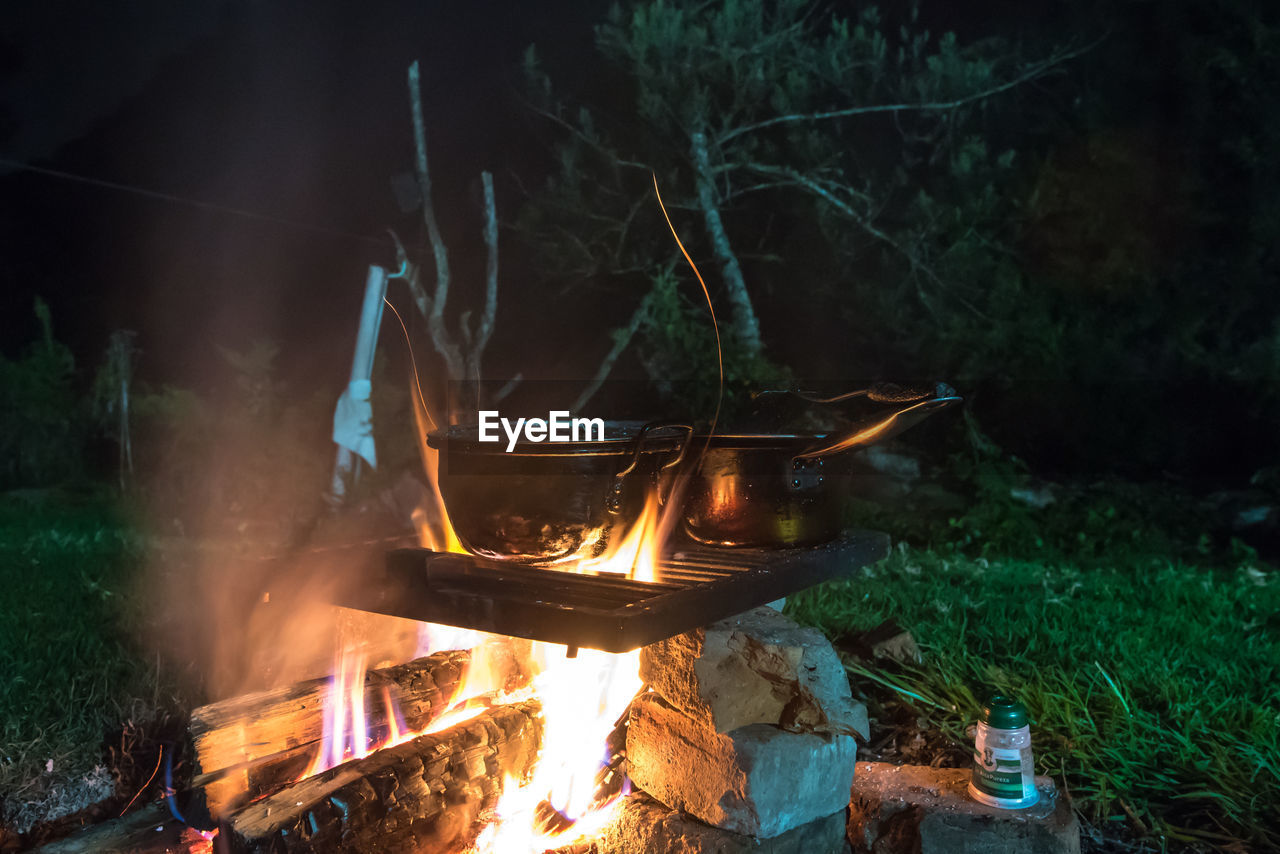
[{"left": 342, "top": 531, "right": 889, "bottom": 653}]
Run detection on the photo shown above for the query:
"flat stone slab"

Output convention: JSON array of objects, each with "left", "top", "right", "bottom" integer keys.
[
  {"left": 640, "top": 606, "right": 869, "bottom": 739},
  {"left": 848, "top": 762, "right": 1080, "bottom": 854},
  {"left": 593, "top": 791, "right": 848, "bottom": 854},
  {"left": 627, "top": 693, "right": 858, "bottom": 838}
]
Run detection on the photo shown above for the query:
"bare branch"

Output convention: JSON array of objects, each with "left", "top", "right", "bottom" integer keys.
[
  {"left": 492, "top": 373, "right": 523, "bottom": 404},
  {"left": 388, "top": 229, "right": 431, "bottom": 318},
  {"left": 613, "top": 193, "right": 648, "bottom": 268},
  {"left": 408, "top": 60, "right": 464, "bottom": 379},
  {"left": 518, "top": 96, "right": 651, "bottom": 171},
  {"left": 717, "top": 40, "right": 1101, "bottom": 146},
  {"left": 721, "top": 179, "right": 792, "bottom": 202},
  {"left": 473, "top": 171, "right": 499, "bottom": 358},
  {"left": 745, "top": 162, "right": 992, "bottom": 321},
  {"left": 572, "top": 287, "right": 656, "bottom": 412}
]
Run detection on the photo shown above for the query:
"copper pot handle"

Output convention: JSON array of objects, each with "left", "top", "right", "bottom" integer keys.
[
  {"left": 793, "top": 393, "right": 961, "bottom": 461},
  {"left": 765, "top": 380, "right": 944, "bottom": 406}
]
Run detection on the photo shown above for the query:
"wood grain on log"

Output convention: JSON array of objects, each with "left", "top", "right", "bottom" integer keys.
[
  {"left": 30, "top": 802, "right": 208, "bottom": 854},
  {"left": 190, "top": 648, "right": 532, "bottom": 817},
  {"left": 225, "top": 700, "right": 541, "bottom": 854}
]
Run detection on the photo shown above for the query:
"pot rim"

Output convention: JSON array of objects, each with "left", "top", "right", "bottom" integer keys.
[{"left": 428, "top": 422, "right": 825, "bottom": 458}]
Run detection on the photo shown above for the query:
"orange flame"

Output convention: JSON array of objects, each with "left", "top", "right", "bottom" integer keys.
[
  {"left": 302, "top": 645, "right": 370, "bottom": 778},
  {"left": 410, "top": 389, "right": 465, "bottom": 555},
  {"left": 305, "top": 288, "right": 697, "bottom": 846},
  {"left": 469, "top": 483, "right": 682, "bottom": 852},
  {"left": 579, "top": 490, "right": 661, "bottom": 582},
  {"left": 301, "top": 362, "right": 490, "bottom": 782},
  {"left": 303, "top": 469, "right": 674, "bottom": 849},
  {"left": 301, "top": 631, "right": 527, "bottom": 781}
]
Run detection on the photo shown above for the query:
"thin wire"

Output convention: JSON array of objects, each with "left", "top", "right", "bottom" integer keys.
[
  {"left": 0, "top": 156, "right": 390, "bottom": 247},
  {"left": 382, "top": 295, "right": 436, "bottom": 431},
  {"left": 119, "top": 745, "right": 163, "bottom": 817},
  {"left": 652, "top": 173, "right": 723, "bottom": 439}
]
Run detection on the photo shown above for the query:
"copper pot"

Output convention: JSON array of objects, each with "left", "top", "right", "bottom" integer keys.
[
  {"left": 428, "top": 384, "right": 960, "bottom": 559},
  {"left": 679, "top": 384, "right": 961, "bottom": 547}
]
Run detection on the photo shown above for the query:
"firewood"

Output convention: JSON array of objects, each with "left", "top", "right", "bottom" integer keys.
[
  {"left": 189, "top": 645, "right": 530, "bottom": 817},
  {"left": 30, "top": 802, "right": 206, "bottom": 854},
  {"left": 224, "top": 699, "right": 542, "bottom": 853}
]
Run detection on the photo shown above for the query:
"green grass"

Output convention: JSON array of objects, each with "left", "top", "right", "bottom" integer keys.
[
  {"left": 3, "top": 464, "right": 1276, "bottom": 849},
  {"left": 789, "top": 544, "right": 1280, "bottom": 850},
  {"left": 0, "top": 494, "right": 175, "bottom": 827}
]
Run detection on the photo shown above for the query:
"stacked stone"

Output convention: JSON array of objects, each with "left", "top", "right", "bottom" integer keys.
[{"left": 619, "top": 606, "right": 868, "bottom": 853}]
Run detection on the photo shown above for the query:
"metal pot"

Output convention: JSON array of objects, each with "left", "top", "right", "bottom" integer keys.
[
  {"left": 679, "top": 385, "right": 961, "bottom": 547},
  {"left": 429, "top": 420, "right": 692, "bottom": 562},
  {"left": 428, "top": 383, "right": 960, "bottom": 559}
]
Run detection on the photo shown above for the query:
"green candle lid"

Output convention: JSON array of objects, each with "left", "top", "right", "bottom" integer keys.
[{"left": 981, "top": 694, "right": 1029, "bottom": 729}]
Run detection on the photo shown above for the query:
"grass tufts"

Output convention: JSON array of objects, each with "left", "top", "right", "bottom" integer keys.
[
  {"left": 0, "top": 495, "right": 185, "bottom": 833},
  {"left": 789, "top": 543, "right": 1280, "bottom": 850}
]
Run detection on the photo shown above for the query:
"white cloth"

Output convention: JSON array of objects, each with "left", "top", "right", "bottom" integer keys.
[{"left": 333, "top": 378, "right": 377, "bottom": 468}]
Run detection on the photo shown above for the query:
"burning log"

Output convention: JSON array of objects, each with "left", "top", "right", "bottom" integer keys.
[
  {"left": 190, "top": 646, "right": 529, "bottom": 816},
  {"left": 224, "top": 699, "right": 542, "bottom": 853}
]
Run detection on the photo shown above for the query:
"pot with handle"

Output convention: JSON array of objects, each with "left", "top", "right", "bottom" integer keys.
[
  {"left": 428, "top": 420, "right": 692, "bottom": 562},
  {"left": 678, "top": 382, "right": 961, "bottom": 547},
  {"left": 428, "top": 383, "right": 960, "bottom": 559}
]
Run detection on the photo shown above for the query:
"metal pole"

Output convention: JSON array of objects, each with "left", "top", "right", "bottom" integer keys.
[{"left": 331, "top": 265, "right": 389, "bottom": 500}]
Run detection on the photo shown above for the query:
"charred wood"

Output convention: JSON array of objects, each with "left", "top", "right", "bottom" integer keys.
[
  {"left": 224, "top": 700, "right": 541, "bottom": 854},
  {"left": 189, "top": 647, "right": 529, "bottom": 817}
]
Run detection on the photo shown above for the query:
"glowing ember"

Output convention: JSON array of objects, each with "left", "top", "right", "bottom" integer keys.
[{"left": 179, "top": 826, "right": 219, "bottom": 852}]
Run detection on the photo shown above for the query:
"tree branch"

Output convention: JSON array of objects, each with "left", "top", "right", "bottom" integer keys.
[
  {"left": 408, "top": 60, "right": 464, "bottom": 379},
  {"left": 572, "top": 286, "right": 656, "bottom": 412},
  {"left": 717, "top": 40, "right": 1100, "bottom": 146},
  {"left": 388, "top": 229, "right": 431, "bottom": 319},
  {"left": 473, "top": 171, "right": 499, "bottom": 361},
  {"left": 745, "top": 162, "right": 992, "bottom": 321},
  {"left": 690, "top": 129, "right": 763, "bottom": 356},
  {"left": 519, "top": 97, "right": 652, "bottom": 171}
]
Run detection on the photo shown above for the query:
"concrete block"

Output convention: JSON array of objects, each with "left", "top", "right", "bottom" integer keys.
[
  {"left": 640, "top": 606, "right": 869, "bottom": 739},
  {"left": 627, "top": 693, "right": 858, "bottom": 838},
  {"left": 847, "top": 762, "right": 1080, "bottom": 854}
]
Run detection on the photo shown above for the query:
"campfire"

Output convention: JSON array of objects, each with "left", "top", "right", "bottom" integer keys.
[
  {"left": 181, "top": 251, "right": 949, "bottom": 851},
  {"left": 179, "top": 412, "right": 898, "bottom": 854}
]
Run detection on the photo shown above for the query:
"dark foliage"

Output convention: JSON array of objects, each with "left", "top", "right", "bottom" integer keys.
[
  {"left": 0, "top": 299, "right": 86, "bottom": 489},
  {"left": 516, "top": 0, "right": 1280, "bottom": 480}
]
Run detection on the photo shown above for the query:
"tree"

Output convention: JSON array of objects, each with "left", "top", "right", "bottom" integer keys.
[
  {"left": 392, "top": 60, "right": 502, "bottom": 419},
  {"left": 519, "top": 0, "right": 1086, "bottom": 401}
]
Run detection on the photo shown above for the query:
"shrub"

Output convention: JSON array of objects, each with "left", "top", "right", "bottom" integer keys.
[{"left": 0, "top": 299, "right": 86, "bottom": 489}]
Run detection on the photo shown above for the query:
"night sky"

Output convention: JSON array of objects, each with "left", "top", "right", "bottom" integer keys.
[
  {"left": 4, "top": 0, "right": 1277, "bottom": 480},
  {"left": 1, "top": 0, "right": 602, "bottom": 390}
]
